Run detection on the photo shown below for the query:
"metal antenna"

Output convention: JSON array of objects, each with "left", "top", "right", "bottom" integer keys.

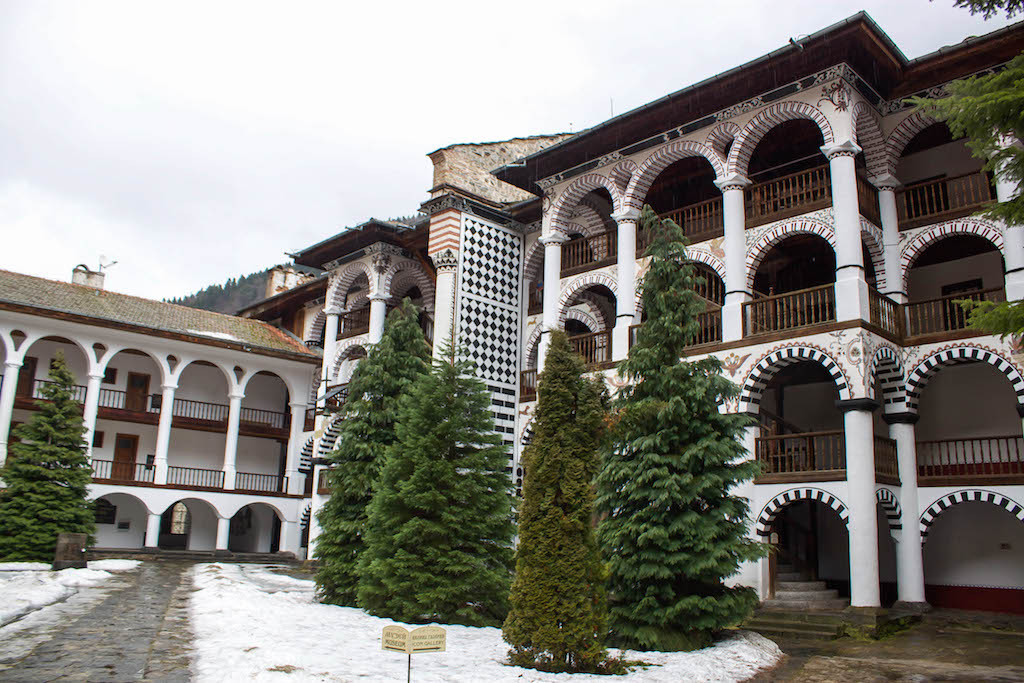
[{"left": 98, "top": 255, "right": 118, "bottom": 272}]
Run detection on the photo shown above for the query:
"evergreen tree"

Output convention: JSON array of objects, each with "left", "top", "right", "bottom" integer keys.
[
  {"left": 315, "top": 299, "right": 431, "bottom": 605},
  {"left": 503, "top": 330, "right": 609, "bottom": 673},
  {"left": 357, "top": 343, "right": 516, "bottom": 626},
  {"left": 0, "top": 352, "right": 95, "bottom": 561},
  {"left": 595, "top": 206, "right": 763, "bottom": 652}
]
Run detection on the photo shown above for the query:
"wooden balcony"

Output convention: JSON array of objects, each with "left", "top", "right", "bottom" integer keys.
[
  {"left": 742, "top": 284, "right": 836, "bottom": 337},
  {"left": 338, "top": 307, "right": 371, "bottom": 339},
  {"left": 755, "top": 430, "right": 846, "bottom": 482},
  {"left": 91, "top": 459, "right": 155, "bottom": 484},
  {"left": 317, "top": 468, "right": 332, "bottom": 495},
  {"left": 745, "top": 165, "right": 832, "bottom": 229},
  {"left": 561, "top": 230, "right": 617, "bottom": 277},
  {"left": 868, "top": 286, "right": 904, "bottom": 339},
  {"left": 527, "top": 286, "right": 543, "bottom": 315},
  {"left": 874, "top": 435, "right": 900, "bottom": 486},
  {"left": 917, "top": 435, "right": 1024, "bottom": 486},
  {"left": 627, "top": 309, "right": 723, "bottom": 352},
  {"left": 651, "top": 196, "right": 724, "bottom": 247},
  {"left": 520, "top": 369, "right": 537, "bottom": 402},
  {"left": 857, "top": 173, "right": 882, "bottom": 226},
  {"left": 236, "top": 472, "right": 288, "bottom": 494},
  {"left": 166, "top": 465, "right": 225, "bottom": 490},
  {"left": 904, "top": 287, "right": 1004, "bottom": 341},
  {"left": 896, "top": 170, "right": 996, "bottom": 231},
  {"left": 568, "top": 330, "right": 612, "bottom": 367}
]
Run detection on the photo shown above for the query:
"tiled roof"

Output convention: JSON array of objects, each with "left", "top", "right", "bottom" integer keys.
[{"left": 0, "top": 269, "right": 317, "bottom": 360}]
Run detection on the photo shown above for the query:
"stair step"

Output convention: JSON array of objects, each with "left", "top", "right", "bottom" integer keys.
[
  {"left": 777, "top": 564, "right": 795, "bottom": 572},
  {"left": 763, "top": 598, "right": 850, "bottom": 610},
  {"left": 778, "top": 580, "right": 826, "bottom": 591},
  {"left": 745, "top": 624, "right": 838, "bottom": 641},
  {"left": 777, "top": 572, "right": 806, "bottom": 582},
  {"left": 755, "top": 610, "right": 848, "bottom": 626},
  {"left": 775, "top": 588, "right": 839, "bottom": 600}
]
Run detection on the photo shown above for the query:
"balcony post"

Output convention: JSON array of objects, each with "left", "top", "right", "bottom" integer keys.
[
  {"left": 430, "top": 249, "right": 459, "bottom": 360},
  {"left": 837, "top": 397, "right": 881, "bottom": 608},
  {"left": 884, "top": 412, "right": 928, "bottom": 608},
  {"left": 870, "top": 174, "right": 906, "bottom": 303},
  {"left": 367, "top": 295, "right": 388, "bottom": 344},
  {"left": 611, "top": 208, "right": 640, "bottom": 361},
  {"left": 145, "top": 512, "right": 162, "bottom": 548},
  {"left": 215, "top": 516, "right": 231, "bottom": 551},
  {"left": 285, "top": 401, "right": 307, "bottom": 495},
  {"left": 715, "top": 174, "right": 751, "bottom": 342},
  {"left": 823, "top": 140, "right": 870, "bottom": 323},
  {"left": 153, "top": 383, "right": 177, "bottom": 486},
  {"left": 81, "top": 372, "right": 104, "bottom": 460},
  {"left": 222, "top": 391, "right": 243, "bottom": 490},
  {"left": 0, "top": 360, "right": 22, "bottom": 467},
  {"left": 538, "top": 232, "right": 568, "bottom": 371}
]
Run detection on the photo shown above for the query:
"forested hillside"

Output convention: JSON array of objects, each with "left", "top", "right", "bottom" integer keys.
[{"left": 167, "top": 270, "right": 269, "bottom": 314}]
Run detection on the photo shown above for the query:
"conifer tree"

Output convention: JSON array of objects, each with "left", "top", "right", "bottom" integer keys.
[
  {"left": 357, "top": 343, "right": 515, "bottom": 626},
  {"left": 315, "top": 300, "right": 431, "bottom": 605},
  {"left": 503, "top": 329, "right": 609, "bottom": 672},
  {"left": 0, "top": 352, "right": 95, "bottom": 561},
  {"left": 595, "top": 206, "right": 763, "bottom": 651}
]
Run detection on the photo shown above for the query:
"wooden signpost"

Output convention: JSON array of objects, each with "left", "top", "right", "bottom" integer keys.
[{"left": 382, "top": 625, "right": 446, "bottom": 682}]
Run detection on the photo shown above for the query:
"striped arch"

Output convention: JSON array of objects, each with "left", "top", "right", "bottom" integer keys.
[
  {"left": 746, "top": 217, "right": 836, "bottom": 290},
  {"left": 870, "top": 344, "right": 906, "bottom": 410},
  {"left": 755, "top": 488, "right": 849, "bottom": 537},
  {"left": 852, "top": 101, "right": 889, "bottom": 178},
  {"left": 900, "top": 219, "right": 1004, "bottom": 290},
  {"left": 565, "top": 306, "right": 601, "bottom": 334},
  {"left": 706, "top": 121, "right": 740, "bottom": 159},
  {"left": 330, "top": 340, "right": 368, "bottom": 383},
  {"left": 386, "top": 264, "right": 435, "bottom": 313},
  {"left": 299, "top": 434, "right": 316, "bottom": 470},
  {"left": 905, "top": 345, "right": 1024, "bottom": 414},
  {"left": 920, "top": 489, "right": 1024, "bottom": 541},
  {"left": 327, "top": 261, "right": 375, "bottom": 309},
  {"left": 557, "top": 272, "right": 618, "bottom": 325},
  {"left": 305, "top": 309, "right": 327, "bottom": 345},
  {"left": 687, "top": 251, "right": 727, "bottom": 290},
  {"left": 739, "top": 345, "right": 851, "bottom": 414},
  {"left": 885, "top": 110, "right": 938, "bottom": 176},
  {"left": 523, "top": 326, "right": 542, "bottom": 369},
  {"left": 609, "top": 159, "right": 638, "bottom": 198},
  {"left": 860, "top": 218, "right": 887, "bottom": 290},
  {"left": 876, "top": 488, "right": 903, "bottom": 535},
  {"left": 549, "top": 173, "right": 623, "bottom": 235},
  {"left": 728, "top": 101, "right": 836, "bottom": 176},
  {"left": 524, "top": 239, "right": 544, "bottom": 283},
  {"left": 317, "top": 414, "right": 344, "bottom": 457},
  {"left": 625, "top": 140, "right": 725, "bottom": 210},
  {"left": 568, "top": 201, "right": 613, "bottom": 239}
]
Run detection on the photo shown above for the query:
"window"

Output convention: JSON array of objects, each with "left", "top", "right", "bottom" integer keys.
[
  {"left": 102, "top": 367, "right": 117, "bottom": 384},
  {"left": 95, "top": 499, "right": 117, "bottom": 524},
  {"left": 92, "top": 431, "right": 104, "bottom": 448},
  {"left": 116, "top": 520, "right": 131, "bottom": 531}
]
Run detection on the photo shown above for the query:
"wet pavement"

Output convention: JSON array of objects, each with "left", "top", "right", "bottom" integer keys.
[{"left": 0, "top": 561, "right": 194, "bottom": 682}]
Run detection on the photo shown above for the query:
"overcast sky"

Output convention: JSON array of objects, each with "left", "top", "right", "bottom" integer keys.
[{"left": 0, "top": 1, "right": 1016, "bottom": 301}]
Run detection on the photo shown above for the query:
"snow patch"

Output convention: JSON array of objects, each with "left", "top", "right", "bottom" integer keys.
[
  {"left": 0, "top": 562, "right": 50, "bottom": 572},
  {"left": 0, "top": 567, "right": 119, "bottom": 626},
  {"left": 88, "top": 559, "right": 141, "bottom": 571},
  {"left": 187, "top": 329, "right": 241, "bottom": 342}
]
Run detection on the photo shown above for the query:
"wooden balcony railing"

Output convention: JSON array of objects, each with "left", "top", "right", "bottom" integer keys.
[
  {"left": 856, "top": 173, "right": 881, "bottom": 226},
  {"left": 874, "top": 435, "right": 900, "bottom": 485},
  {"left": 325, "top": 385, "right": 350, "bottom": 413},
  {"left": 30, "top": 379, "right": 87, "bottom": 403},
  {"left": 562, "top": 230, "right": 617, "bottom": 275},
  {"left": 169, "top": 397, "right": 228, "bottom": 423},
  {"left": 166, "top": 465, "right": 224, "bottom": 489},
  {"left": 527, "top": 286, "right": 543, "bottom": 315},
  {"left": 652, "top": 196, "right": 725, "bottom": 247},
  {"left": 338, "top": 307, "right": 371, "bottom": 339},
  {"left": 568, "top": 330, "right": 612, "bottom": 366},
  {"left": 304, "top": 408, "right": 316, "bottom": 431},
  {"left": 868, "top": 287, "right": 904, "bottom": 339},
  {"left": 755, "top": 430, "right": 846, "bottom": 480},
  {"left": 235, "top": 472, "right": 287, "bottom": 494},
  {"left": 896, "top": 170, "right": 996, "bottom": 231},
  {"left": 743, "top": 284, "right": 836, "bottom": 337},
  {"left": 317, "top": 469, "right": 332, "bottom": 495},
  {"left": 746, "top": 164, "right": 832, "bottom": 229},
  {"left": 691, "top": 309, "right": 723, "bottom": 347},
  {"left": 905, "top": 287, "right": 1004, "bottom": 340},
  {"left": 239, "top": 406, "right": 288, "bottom": 430},
  {"left": 90, "top": 459, "right": 155, "bottom": 483},
  {"left": 520, "top": 369, "right": 537, "bottom": 402},
  {"left": 917, "top": 435, "right": 1024, "bottom": 485}
]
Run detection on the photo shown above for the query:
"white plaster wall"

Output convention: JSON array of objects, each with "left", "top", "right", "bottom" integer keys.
[
  {"left": 93, "top": 492, "right": 148, "bottom": 548},
  {"left": 91, "top": 420, "right": 159, "bottom": 465},
  {"left": 19, "top": 339, "right": 91, "bottom": 385},
  {"left": 235, "top": 435, "right": 284, "bottom": 476},
  {"left": 242, "top": 372, "right": 289, "bottom": 412},
  {"left": 906, "top": 251, "right": 1004, "bottom": 302},
  {"left": 103, "top": 351, "right": 164, "bottom": 391},
  {"left": 167, "top": 428, "right": 227, "bottom": 470},
  {"left": 916, "top": 363, "right": 1022, "bottom": 442},
  {"left": 176, "top": 363, "right": 230, "bottom": 404},
  {"left": 923, "top": 501, "right": 1024, "bottom": 588},
  {"left": 183, "top": 500, "right": 218, "bottom": 551}
]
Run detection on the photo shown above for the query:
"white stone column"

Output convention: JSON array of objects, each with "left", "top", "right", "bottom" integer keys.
[
  {"left": 285, "top": 401, "right": 306, "bottom": 495},
  {"left": 145, "top": 512, "right": 162, "bottom": 548},
  {"left": 430, "top": 249, "right": 459, "bottom": 360},
  {"left": 0, "top": 360, "right": 22, "bottom": 466},
  {"left": 871, "top": 174, "right": 906, "bottom": 303},
  {"left": 823, "top": 140, "right": 869, "bottom": 322},
  {"left": 153, "top": 383, "right": 176, "bottom": 486},
  {"left": 215, "top": 516, "right": 231, "bottom": 551},
  {"left": 279, "top": 519, "right": 299, "bottom": 555},
  {"left": 222, "top": 391, "right": 243, "bottom": 490},
  {"left": 886, "top": 414, "right": 927, "bottom": 607},
  {"left": 996, "top": 170, "right": 1024, "bottom": 301},
  {"left": 367, "top": 295, "right": 388, "bottom": 344},
  {"left": 611, "top": 208, "right": 640, "bottom": 360},
  {"left": 321, "top": 308, "right": 341, "bottom": 385},
  {"left": 538, "top": 232, "right": 568, "bottom": 371},
  {"left": 839, "top": 399, "right": 881, "bottom": 608},
  {"left": 81, "top": 372, "right": 104, "bottom": 460},
  {"left": 715, "top": 174, "right": 751, "bottom": 342}
]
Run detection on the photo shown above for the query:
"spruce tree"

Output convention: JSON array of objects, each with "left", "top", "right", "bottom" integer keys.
[
  {"left": 315, "top": 299, "right": 431, "bottom": 605},
  {"left": 503, "top": 329, "right": 609, "bottom": 672},
  {"left": 357, "top": 344, "right": 516, "bottom": 626},
  {"left": 595, "top": 206, "right": 763, "bottom": 651},
  {"left": 0, "top": 352, "right": 95, "bottom": 561}
]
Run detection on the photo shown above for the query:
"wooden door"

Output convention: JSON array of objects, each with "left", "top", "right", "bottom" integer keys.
[
  {"left": 16, "top": 357, "right": 37, "bottom": 397},
  {"left": 126, "top": 373, "right": 150, "bottom": 412},
  {"left": 112, "top": 433, "right": 139, "bottom": 481}
]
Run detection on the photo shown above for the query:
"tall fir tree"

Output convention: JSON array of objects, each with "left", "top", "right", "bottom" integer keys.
[
  {"left": 503, "top": 330, "right": 609, "bottom": 673},
  {"left": 314, "top": 300, "right": 431, "bottom": 605},
  {"left": 0, "top": 352, "right": 95, "bottom": 560},
  {"left": 357, "top": 343, "right": 516, "bottom": 626},
  {"left": 595, "top": 206, "right": 763, "bottom": 652}
]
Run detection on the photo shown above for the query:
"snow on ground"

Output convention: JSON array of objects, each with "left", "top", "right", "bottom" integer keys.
[
  {"left": 190, "top": 563, "right": 781, "bottom": 682},
  {"left": 0, "top": 560, "right": 140, "bottom": 627},
  {"left": 0, "top": 562, "right": 51, "bottom": 571},
  {"left": 88, "top": 559, "right": 142, "bottom": 571}
]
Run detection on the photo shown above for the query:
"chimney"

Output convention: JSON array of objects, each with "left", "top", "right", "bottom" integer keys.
[{"left": 72, "top": 264, "right": 105, "bottom": 290}]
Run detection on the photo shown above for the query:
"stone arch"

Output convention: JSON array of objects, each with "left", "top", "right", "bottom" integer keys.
[
  {"left": 523, "top": 240, "right": 544, "bottom": 282},
  {"left": 876, "top": 487, "right": 903, "bottom": 534},
  {"left": 625, "top": 140, "right": 725, "bottom": 210},
  {"left": 97, "top": 346, "right": 170, "bottom": 387},
  {"left": 920, "top": 489, "right": 1024, "bottom": 540},
  {"left": 523, "top": 326, "right": 542, "bottom": 369},
  {"left": 382, "top": 260, "right": 435, "bottom": 309},
  {"left": 728, "top": 101, "right": 836, "bottom": 176},
  {"left": 905, "top": 344, "right": 1024, "bottom": 414},
  {"left": 93, "top": 491, "right": 152, "bottom": 516},
  {"left": 299, "top": 434, "right": 316, "bottom": 470},
  {"left": 327, "top": 261, "right": 375, "bottom": 309},
  {"left": 318, "top": 413, "right": 345, "bottom": 457},
  {"left": 851, "top": 101, "right": 889, "bottom": 178},
  {"left": 330, "top": 341, "right": 368, "bottom": 383},
  {"left": 899, "top": 219, "right": 1005, "bottom": 291},
  {"left": 172, "top": 358, "right": 237, "bottom": 395},
  {"left": 755, "top": 487, "right": 849, "bottom": 537},
  {"left": 706, "top": 121, "right": 740, "bottom": 159},
  {"left": 556, "top": 272, "right": 618, "bottom": 325},
  {"left": 687, "top": 250, "right": 727, "bottom": 288},
  {"left": 221, "top": 498, "right": 286, "bottom": 522},
  {"left": 860, "top": 218, "right": 887, "bottom": 290},
  {"left": 609, "top": 159, "right": 637, "bottom": 198},
  {"left": 885, "top": 110, "right": 938, "bottom": 176},
  {"left": 869, "top": 344, "right": 906, "bottom": 410},
  {"left": 565, "top": 307, "right": 600, "bottom": 333},
  {"left": 739, "top": 344, "right": 851, "bottom": 414},
  {"left": 305, "top": 309, "right": 327, "bottom": 345},
  {"left": 549, "top": 173, "right": 623, "bottom": 235},
  {"left": 567, "top": 201, "right": 612, "bottom": 239},
  {"left": 745, "top": 217, "right": 836, "bottom": 291}
]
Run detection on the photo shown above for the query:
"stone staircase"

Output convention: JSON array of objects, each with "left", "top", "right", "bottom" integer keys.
[
  {"left": 743, "top": 564, "right": 851, "bottom": 640},
  {"left": 763, "top": 563, "right": 850, "bottom": 610},
  {"left": 743, "top": 610, "right": 846, "bottom": 641}
]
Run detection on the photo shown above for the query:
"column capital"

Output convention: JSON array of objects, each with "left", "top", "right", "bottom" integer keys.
[
  {"left": 430, "top": 248, "right": 459, "bottom": 272},
  {"left": 820, "top": 139, "right": 862, "bottom": 160},
  {"left": 883, "top": 411, "right": 919, "bottom": 425},
  {"left": 324, "top": 306, "right": 342, "bottom": 316},
  {"left": 228, "top": 391, "right": 245, "bottom": 402},
  {"left": 539, "top": 232, "right": 569, "bottom": 246},
  {"left": 835, "top": 397, "right": 879, "bottom": 413},
  {"left": 611, "top": 208, "right": 641, "bottom": 223},
  {"left": 289, "top": 401, "right": 309, "bottom": 411},
  {"left": 368, "top": 294, "right": 389, "bottom": 303},
  {"left": 4, "top": 360, "right": 22, "bottom": 370},
  {"left": 161, "top": 383, "right": 178, "bottom": 392},
  {"left": 87, "top": 373, "right": 104, "bottom": 382},
  {"left": 869, "top": 173, "right": 901, "bottom": 191},
  {"left": 714, "top": 173, "right": 750, "bottom": 191}
]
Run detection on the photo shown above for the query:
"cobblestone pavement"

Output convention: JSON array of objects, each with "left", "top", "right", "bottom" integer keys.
[{"left": 0, "top": 561, "right": 195, "bottom": 682}]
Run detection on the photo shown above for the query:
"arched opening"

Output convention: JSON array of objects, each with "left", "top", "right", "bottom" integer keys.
[
  {"left": 923, "top": 500, "right": 1024, "bottom": 613},
  {"left": 158, "top": 498, "right": 218, "bottom": 551},
  {"left": 895, "top": 122, "right": 995, "bottom": 230},
  {"left": 237, "top": 371, "right": 290, "bottom": 495},
  {"left": 333, "top": 346, "right": 367, "bottom": 389},
  {"left": 561, "top": 284, "right": 616, "bottom": 367},
  {"left": 643, "top": 156, "right": 722, "bottom": 244},
  {"left": 749, "top": 234, "right": 836, "bottom": 335},
  {"left": 561, "top": 189, "right": 616, "bottom": 276},
  {"left": 905, "top": 235, "right": 1005, "bottom": 338},
  {"left": 876, "top": 504, "right": 899, "bottom": 606},
  {"left": 339, "top": 273, "right": 371, "bottom": 339},
  {"left": 746, "top": 120, "right": 829, "bottom": 228},
  {"left": 766, "top": 500, "right": 850, "bottom": 607},
  {"left": 93, "top": 493, "right": 148, "bottom": 549},
  {"left": 168, "top": 361, "right": 231, "bottom": 489},
  {"left": 228, "top": 503, "right": 283, "bottom": 554}
]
